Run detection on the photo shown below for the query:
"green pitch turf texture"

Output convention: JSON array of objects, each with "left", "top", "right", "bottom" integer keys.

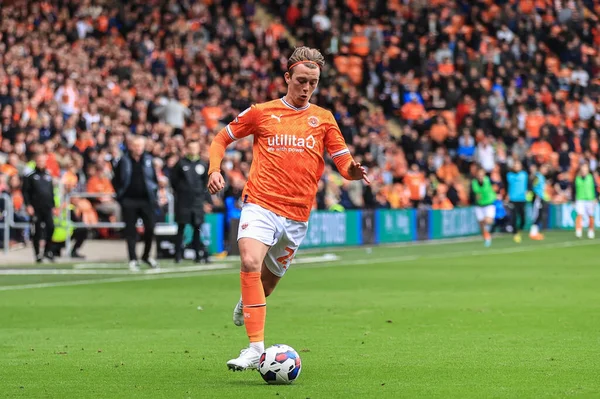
[{"left": 1, "top": 232, "right": 599, "bottom": 398}]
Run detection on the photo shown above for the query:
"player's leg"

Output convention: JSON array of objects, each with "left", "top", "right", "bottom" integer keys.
[
  {"left": 476, "top": 207, "right": 491, "bottom": 246},
  {"left": 234, "top": 218, "right": 306, "bottom": 326},
  {"left": 227, "top": 237, "right": 271, "bottom": 371},
  {"left": 70, "top": 227, "right": 87, "bottom": 258},
  {"left": 586, "top": 202, "right": 595, "bottom": 239},
  {"left": 261, "top": 263, "right": 282, "bottom": 297},
  {"left": 32, "top": 216, "right": 42, "bottom": 262},
  {"left": 575, "top": 200, "right": 584, "bottom": 238},
  {"left": 517, "top": 202, "right": 525, "bottom": 231},
  {"left": 233, "top": 262, "right": 281, "bottom": 327},
  {"left": 122, "top": 200, "right": 139, "bottom": 268},
  {"left": 483, "top": 205, "right": 495, "bottom": 247},
  {"left": 511, "top": 202, "right": 522, "bottom": 243},
  {"left": 227, "top": 203, "right": 278, "bottom": 371},
  {"left": 174, "top": 223, "right": 185, "bottom": 263},
  {"left": 529, "top": 197, "right": 544, "bottom": 240},
  {"left": 139, "top": 202, "right": 158, "bottom": 268},
  {"left": 192, "top": 212, "right": 209, "bottom": 263},
  {"left": 38, "top": 211, "right": 55, "bottom": 260}
]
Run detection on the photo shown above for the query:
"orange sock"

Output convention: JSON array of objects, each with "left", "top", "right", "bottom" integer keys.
[
  {"left": 590, "top": 217, "right": 595, "bottom": 230},
  {"left": 240, "top": 271, "right": 266, "bottom": 343},
  {"left": 576, "top": 216, "right": 583, "bottom": 231},
  {"left": 483, "top": 231, "right": 491, "bottom": 240}
]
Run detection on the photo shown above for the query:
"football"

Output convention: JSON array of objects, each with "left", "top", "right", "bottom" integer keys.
[{"left": 258, "top": 344, "right": 302, "bottom": 385}]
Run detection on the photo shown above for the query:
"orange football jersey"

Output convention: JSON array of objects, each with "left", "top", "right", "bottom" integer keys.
[{"left": 219, "top": 97, "right": 352, "bottom": 222}]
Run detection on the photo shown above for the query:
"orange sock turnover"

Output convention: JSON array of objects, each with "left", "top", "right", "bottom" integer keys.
[
  {"left": 240, "top": 271, "right": 266, "bottom": 343},
  {"left": 590, "top": 217, "right": 595, "bottom": 230}
]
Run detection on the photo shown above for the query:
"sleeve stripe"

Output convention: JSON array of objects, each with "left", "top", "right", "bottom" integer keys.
[
  {"left": 226, "top": 124, "right": 236, "bottom": 140},
  {"left": 331, "top": 148, "right": 350, "bottom": 158}
]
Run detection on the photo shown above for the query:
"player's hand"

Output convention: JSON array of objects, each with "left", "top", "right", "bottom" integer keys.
[
  {"left": 203, "top": 203, "right": 213, "bottom": 213},
  {"left": 26, "top": 205, "right": 34, "bottom": 216},
  {"left": 207, "top": 172, "right": 225, "bottom": 194},
  {"left": 348, "top": 161, "right": 371, "bottom": 185}
]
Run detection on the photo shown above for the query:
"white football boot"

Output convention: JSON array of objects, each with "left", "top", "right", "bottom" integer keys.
[
  {"left": 128, "top": 260, "right": 141, "bottom": 272},
  {"left": 576, "top": 229, "right": 583, "bottom": 238},
  {"left": 233, "top": 298, "right": 244, "bottom": 326},
  {"left": 588, "top": 230, "right": 595, "bottom": 239},
  {"left": 142, "top": 257, "right": 160, "bottom": 269},
  {"left": 226, "top": 346, "right": 261, "bottom": 371}
]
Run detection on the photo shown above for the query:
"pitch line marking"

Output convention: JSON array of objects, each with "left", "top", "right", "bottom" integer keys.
[
  {"left": 0, "top": 264, "right": 232, "bottom": 276},
  {"left": 0, "top": 240, "right": 594, "bottom": 292}
]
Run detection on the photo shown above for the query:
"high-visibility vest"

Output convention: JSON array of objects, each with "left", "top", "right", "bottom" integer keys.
[{"left": 51, "top": 189, "right": 74, "bottom": 243}]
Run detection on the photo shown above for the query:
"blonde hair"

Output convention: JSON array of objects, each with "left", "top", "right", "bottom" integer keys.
[{"left": 287, "top": 47, "right": 325, "bottom": 74}]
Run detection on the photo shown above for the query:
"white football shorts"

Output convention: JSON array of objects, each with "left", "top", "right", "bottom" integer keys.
[
  {"left": 575, "top": 200, "right": 597, "bottom": 217},
  {"left": 475, "top": 205, "right": 496, "bottom": 222},
  {"left": 237, "top": 203, "right": 308, "bottom": 277}
]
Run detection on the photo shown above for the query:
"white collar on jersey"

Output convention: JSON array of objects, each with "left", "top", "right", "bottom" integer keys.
[{"left": 280, "top": 97, "right": 311, "bottom": 111}]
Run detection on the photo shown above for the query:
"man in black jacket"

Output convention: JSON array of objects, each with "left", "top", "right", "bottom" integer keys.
[
  {"left": 112, "top": 136, "right": 159, "bottom": 271},
  {"left": 169, "top": 140, "right": 212, "bottom": 263},
  {"left": 23, "top": 153, "right": 55, "bottom": 262}
]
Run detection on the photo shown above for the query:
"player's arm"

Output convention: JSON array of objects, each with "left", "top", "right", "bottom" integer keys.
[
  {"left": 208, "top": 106, "right": 259, "bottom": 194},
  {"left": 324, "top": 118, "right": 370, "bottom": 184}
]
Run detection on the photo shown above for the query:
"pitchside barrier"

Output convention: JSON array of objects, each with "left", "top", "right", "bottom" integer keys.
[
  {"left": 226, "top": 204, "right": 543, "bottom": 253},
  {"left": 0, "top": 192, "right": 582, "bottom": 256}
]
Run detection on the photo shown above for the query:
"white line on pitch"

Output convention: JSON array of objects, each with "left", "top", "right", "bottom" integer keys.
[
  {"left": 0, "top": 264, "right": 232, "bottom": 276},
  {"left": 0, "top": 240, "right": 593, "bottom": 291},
  {"left": 73, "top": 263, "right": 122, "bottom": 269}
]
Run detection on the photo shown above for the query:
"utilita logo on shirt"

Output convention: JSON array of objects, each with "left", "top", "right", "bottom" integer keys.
[{"left": 267, "top": 135, "right": 316, "bottom": 152}]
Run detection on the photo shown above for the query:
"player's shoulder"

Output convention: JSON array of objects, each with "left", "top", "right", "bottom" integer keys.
[
  {"left": 307, "top": 103, "right": 337, "bottom": 125},
  {"left": 252, "top": 99, "right": 282, "bottom": 113},
  {"left": 309, "top": 103, "right": 334, "bottom": 118},
  {"left": 234, "top": 100, "right": 280, "bottom": 121}
]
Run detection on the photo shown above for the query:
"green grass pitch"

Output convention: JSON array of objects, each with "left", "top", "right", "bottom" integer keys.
[{"left": 1, "top": 232, "right": 599, "bottom": 398}]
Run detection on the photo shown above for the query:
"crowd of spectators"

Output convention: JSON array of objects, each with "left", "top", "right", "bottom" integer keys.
[
  {"left": 0, "top": 0, "right": 600, "bottom": 247},
  {"left": 267, "top": 0, "right": 600, "bottom": 211}
]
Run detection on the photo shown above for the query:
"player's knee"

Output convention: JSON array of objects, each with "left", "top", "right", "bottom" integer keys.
[
  {"left": 240, "top": 252, "right": 262, "bottom": 273},
  {"left": 263, "top": 284, "right": 274, "bottom": 297}
]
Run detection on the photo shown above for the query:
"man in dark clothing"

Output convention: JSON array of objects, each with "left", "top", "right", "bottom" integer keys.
[
  {"left": 22, "top": 153, "right": 55, "bottom": 262},
  {"left": 112, "top": 136, "right": 160, "bottom": 271},
  {"left": 169, "top": 140, "right": 212, "bottom": 263}
]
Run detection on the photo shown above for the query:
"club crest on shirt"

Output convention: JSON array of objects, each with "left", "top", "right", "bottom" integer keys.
[
  {"left": 241, "top": 223, "right": 249, "bottom": 230},
  {"left": 195, "top": 164, "right": 206, "bottom": 175},
  {"left": 307, "top": 116, "right": 319, "bottom": 127}
]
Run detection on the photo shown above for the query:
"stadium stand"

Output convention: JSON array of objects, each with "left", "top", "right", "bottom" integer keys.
[{"left": 0, "top": 0, "right": 600, "bottom": 247}]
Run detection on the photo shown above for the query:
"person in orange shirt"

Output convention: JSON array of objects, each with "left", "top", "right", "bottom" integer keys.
[
  {"left": 430, "top": 116, "right": 449, "bottom": 145},
  {"left": 526, "top": 107, "right": 545, "bottom": 140},
  {"left": 86, "top": 164, "right": 121, "bottom": 222},
  {"left": 404, "top": 163, "right": 425, "bottom": 208},
  {"left": 530, "top": 139, "right": 553, "bottom": 164},
  {"left": 401, "top": 95, "right": 426, "bottom": 124},
  {"left": 432, "top": 183, "right": 454, "bottom": 210},
  {"left": 201, "top": 97, "right": 223, "bottom": 131},
  {"left": 207, "top": 47, "right": 369, "bottom": 371},
  {"left": 437, "top": 155, "right": 460, "bottom": 183},
  {"left": 438, "top": 57, "right": 455, "bottom": 76}
]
